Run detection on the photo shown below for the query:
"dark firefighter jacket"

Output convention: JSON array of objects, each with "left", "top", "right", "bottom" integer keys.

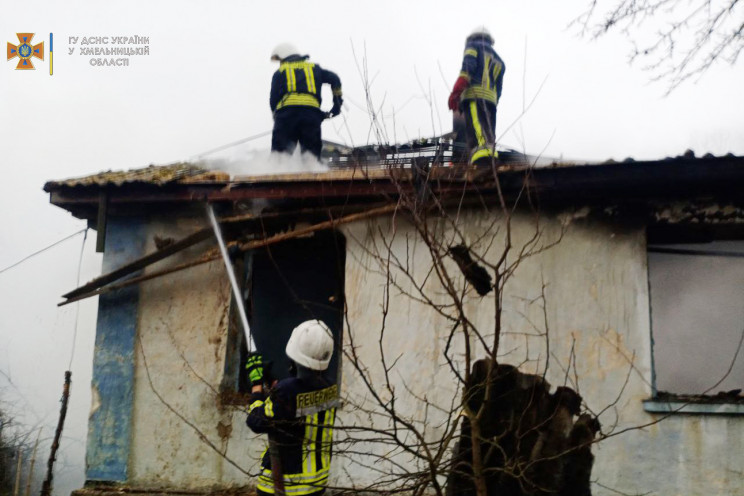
[
  {"left": 247, "top": 376, "right": 339, "bottom": 495},
  {"left": 458, "top": 39, "right": 505, "bottom": 106},
  {"left": 270, "top": 55, "right": 342, "bottom": 112}
]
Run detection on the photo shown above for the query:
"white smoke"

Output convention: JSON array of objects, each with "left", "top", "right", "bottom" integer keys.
[{"left": 199, "top": 147, "right": 330, "bottom": 178}]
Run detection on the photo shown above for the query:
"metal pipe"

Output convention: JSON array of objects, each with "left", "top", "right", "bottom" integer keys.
[
  {"left": 207, "top": 203, "right": 285, "bottom": 496},
  {"left": 206, "top": 203, "right": 255, "bottom": 352}
]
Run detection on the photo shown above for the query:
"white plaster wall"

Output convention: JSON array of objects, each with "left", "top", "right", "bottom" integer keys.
[
  {"left": 338, "top": 210, "right": 743, "bottom": 495},
  {"left": 121, "top": 208, "right": 743, "bottom": 495},
  {"left": 128, "top": 212, "right": 263, "bottom": 489}
]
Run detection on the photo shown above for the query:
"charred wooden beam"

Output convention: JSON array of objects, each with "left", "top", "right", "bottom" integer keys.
[
  {"left": 59, "top": 203, "right": 400, "bottom": 306},
  {"left": 62, "top": 202, "right": 392, "bottom": 301},
  {"left": 95, "top": 192, "right": 108, "bottom": 252},
  {"left": 64, "top": 226, "right": 213, "bottom": 299}
]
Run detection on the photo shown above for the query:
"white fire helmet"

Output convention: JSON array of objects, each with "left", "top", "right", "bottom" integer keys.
[
  {"left": 285, "top": 320, "right": 334, "bottom": 371},
  {"left": 467, "top": 26, "right": 493, "bottom": 45},
  {"left": 271, "top": 43, "right": 300, "bottom": 62}
]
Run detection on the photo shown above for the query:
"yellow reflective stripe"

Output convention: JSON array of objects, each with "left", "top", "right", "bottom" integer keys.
[
  {"left": 321, "top": 408, "right": 335, "bottom": 469},
  {"left": 303, "top": 413, "right": 312, "bottom": 474},
  {"left": 492, "top": 62, "right": 503, "bottom": 102},
  {"left": 469, "top": 101, "right": 486, "bottom": 147},
  {"left": 286, "top": 486, "right": 327, "bottom": 496},
  {"left": 328, "top": 409, "right": 336, "bottom": 468},
  {"left": 320, "top": 410, "right": 329, "bottom": 469},
  {"left": 461, "top": 86, "right": 497, "bottom": 103},
  {"left": 482, "top": 55, "right": 491, "bottom": 91},
  {"left": 302, "top": 417, "right": 310, "bottom": 475},
  {"left": 248, "top": 399, "right": 274, "bottom": 416},
  {"left": 258, "top": 482, "right": 328, "bottom": 495},
  {"left": 257, "top": 471, "right": 273, "bottom": 492},
  {"left": 309, "top": 413, "right": 318, "bottom": 474},
  {"left": 458, "top": 70, "right": 471, "bottom": 82},
  {"left": 262, "top": 468, "right": 330, "bottom": 483},
  {"left": 256, "top": 477, "right": 273, "bottom": 493},
  {"left": 259, "top": 469, "right": 329, "bottom": 495},
  {"left": 304, "top": 66, "right": 316, "bottom": 94},
  {"left": 275, "top": 93, "right": 320, "bottom": 109},
  {"left": 281, "top": 61, "right": 320, "bottom": 94},
  {"left": 280, "top": 62, "right": 297, "bottom": 91},
  {"left": 470, "top": 147, "right": 498, "bottom": 164},
  {"left": 281, "top": 61, "right": 312, "bottom": 70},
  {"left": 248, "top": 400, "right": 264, "bottom": 414},
  {"left": 303, "top": 67, "right": 311, "bottom": 92},
  {"left": 332, "top": 87, "right": 342, "bottom": 96},
  {"left": 281, "top": 64, "right": 293, "bottom": 91},
  {"left": 306, "top": 63, "right": 316, "bottom": 86},
  {"left": 464, "top": 48, "right": 477, "bottom": 57},
  {"left": 263, "top": 482, "right": 328, "bottom": 496}
]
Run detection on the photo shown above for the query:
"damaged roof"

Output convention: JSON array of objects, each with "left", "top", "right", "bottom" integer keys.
[
  {"left": 43, "top": 152, "right": 744, "bottom": 222},
  {"left": 43, "top": 163, "right": 228, "bottom": 190}
]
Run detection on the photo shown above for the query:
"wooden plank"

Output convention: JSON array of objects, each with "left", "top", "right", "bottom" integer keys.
[
  {"left": 63, "top": 226, "right": 213, "bottom": 299},
  {"left": 62, "top": 203, "right": 391, "bottom": 300},
  {"left": 95, "top": 192, "right": 108, "bottom": 253},
  {"left": 59, "top": 203, "right": 399, "bottom": 306}
]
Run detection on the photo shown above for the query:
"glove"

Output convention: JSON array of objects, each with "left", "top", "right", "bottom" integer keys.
[
  {"left": 330, "top": 95, "right": 343, "bottom": 117},
  {"left": 245, "top": 353, "right": 264, "bottom": 386},
  {"left": 448, "top": 76, "right": 469, "bottom": 111}
]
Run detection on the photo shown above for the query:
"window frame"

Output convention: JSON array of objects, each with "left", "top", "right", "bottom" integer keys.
[
  {"left": 220, "top": 230, "right": 346, "bottom": 405},
  {"left": 644, "top": 224, "right": 744, "bottom": 415}
]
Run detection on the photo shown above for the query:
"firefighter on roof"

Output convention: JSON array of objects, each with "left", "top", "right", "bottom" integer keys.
[
  {"left": 269, "top": 43, "right": 343, "bottom": 159},
  {"left": 448, "top": 27, "right": 505, "bottom": 165},
  {"left": 246, "top": 320, "right": 338, "bottom": 496}
]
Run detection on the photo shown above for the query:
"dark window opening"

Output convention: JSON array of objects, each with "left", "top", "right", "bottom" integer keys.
[
  {"left": 647, "top": 228, "right": 744, "bottom": 400},
  {"left": 235, "top": 230, "right": 346, "bottom": 393}
]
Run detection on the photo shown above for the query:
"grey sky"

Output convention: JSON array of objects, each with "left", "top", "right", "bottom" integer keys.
[{"left": 1, "top": 1, "right": 743, "bottom": 494}]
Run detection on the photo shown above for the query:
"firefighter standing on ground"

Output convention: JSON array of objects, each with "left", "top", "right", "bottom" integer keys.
[
  {"left": 246, "top": 320, "right": 339, "bottom": 496},
  {"left": 269, "top": 43, "right": 343, "bottom": 159},
  {"left": 448, "top": 27, "right": 505, "bottom": 165}
]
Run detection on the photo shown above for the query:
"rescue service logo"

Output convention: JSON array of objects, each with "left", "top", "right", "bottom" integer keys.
[{"left": 7, "top": 33, "right": 44, "bottom": 70}]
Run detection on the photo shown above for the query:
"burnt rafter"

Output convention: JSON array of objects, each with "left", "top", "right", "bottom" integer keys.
[
  {"left": 59, "top": 203, "right": 398, "bottom": 306},
  {"left": 45, "top": 155, "right": 744, "bottom": 222},
  {"left": 47, "top": 154, "right": 744, "bottom": 305}
]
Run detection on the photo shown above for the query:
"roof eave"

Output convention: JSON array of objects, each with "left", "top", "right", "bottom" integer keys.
[{"left": 45, "top": 155, "right": 744, "bottom": 222}]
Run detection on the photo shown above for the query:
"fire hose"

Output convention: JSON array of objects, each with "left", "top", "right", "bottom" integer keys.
[{"left": 207, "top": 203, "right": 286, "bottom": 496}]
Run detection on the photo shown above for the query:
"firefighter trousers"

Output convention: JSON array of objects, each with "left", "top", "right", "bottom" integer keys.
[
  {"left": 271, "top": 107, "right": 325, "bottom": 159},
  {"left": 462, "top": 99, "right": 498, "bottom": 165}
]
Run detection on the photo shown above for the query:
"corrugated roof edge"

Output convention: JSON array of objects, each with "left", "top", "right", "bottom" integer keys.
[
  {"left": 43, "top": 162, "right": 433, "bottom": 190},
  {"left": 42, "top": 163, "right": 225, "bottom": 191},
  {"left": 43, "top": 151, "right": 744, "bottom": 192}
]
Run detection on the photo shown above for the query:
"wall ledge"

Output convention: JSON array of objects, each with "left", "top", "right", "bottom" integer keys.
[
  {"left": 74, "top": 486, "right": 255, "bottom": 496},
  {"left": 643, "top": 399, "right": 744, "bottom": 415}
]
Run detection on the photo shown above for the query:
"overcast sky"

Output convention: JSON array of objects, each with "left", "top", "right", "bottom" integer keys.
[{"left": 1, "top": 1, "right": 743, "bottom": 494}]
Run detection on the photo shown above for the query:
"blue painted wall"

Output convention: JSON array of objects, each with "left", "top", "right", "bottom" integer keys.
[{"left": 86, "top": 217, "right": 146, "bottom": 482}]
